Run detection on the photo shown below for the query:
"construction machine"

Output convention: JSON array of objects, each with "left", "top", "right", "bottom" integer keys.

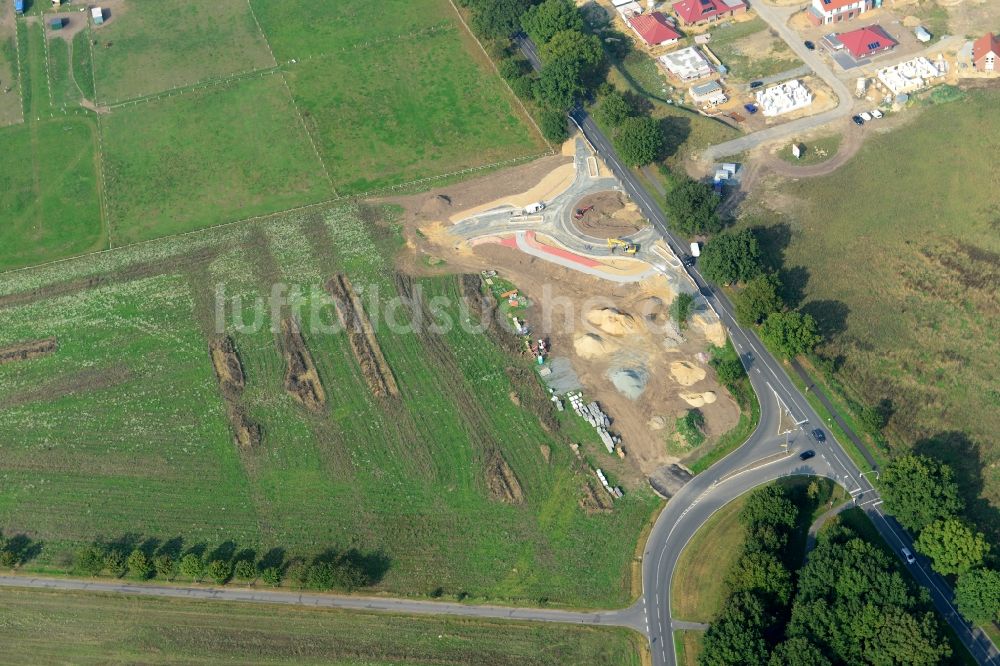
[
  {"left": 573, "top": 205, "right": 594, "bottom": 220},
  {"left": 607, "top": 238, "right": 638, "bottom": 255}
]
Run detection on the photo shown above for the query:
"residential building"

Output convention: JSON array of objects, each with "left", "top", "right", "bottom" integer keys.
[
  {"left": 659, "top": 46, "right": 714, "bottom": 80},
  {"left": 628, "top": 12, "right": 682, "bottom": 47},
  {"left": 807, "top": 0, "right": 873, "bottom": 26},
  {"left": 837, "top": 24, "right": 897, "bottom": 59},
  {"left": 690, "top": 80, "right": 727, "bottom": 105},
  {"left": 672, "top": 0, "right": 746, "bottom": 26},
  {"left": 973, "top": 33, "right": 999, "bottom": 72}
]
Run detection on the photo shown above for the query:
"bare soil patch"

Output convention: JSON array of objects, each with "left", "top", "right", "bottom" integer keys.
[
  {"left": 485, "top": 450, "right": 524, "bottom": 504},
  {"left": 571, "top": 191, "right": 647, "bottom": 239},
  {"left": 279, "top": 317, "right": 326, "bottom": 412},
  {"left": 325, "top": 274, "right": 399, "bottom": 398},
  {"left": 0, "top": 338, "right": 57, "bottom": 365},
  {"left": 2, "top": 365, "right": 130, "bottom": 409},
  {"left": 209, "top": 336, "right": 245, "bottom": 396},
  {"left": 580, "top": 477, "right": 614, "bottom": 513}
]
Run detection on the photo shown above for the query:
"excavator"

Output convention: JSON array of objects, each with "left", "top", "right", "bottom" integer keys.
[
  {"left": 573, "top": 206, "right": 594, "bottom": 220},
  {"left": 607, "top": 238, "right": 638, "bottom": 255}
]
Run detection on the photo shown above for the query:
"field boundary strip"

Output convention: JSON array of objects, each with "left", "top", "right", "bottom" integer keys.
[
  {"left": 87, "top": 29, "right": 112, "bottom": 250},
  {"left": 105, "top": 65, "right": 282, "bottom": 110},
  {"left": 242, "top": 0, "right": 337, "bottom": 195},
  {"left": 11, "top": 14, "right": 25, "bottom": 124},
  {"left": 445, "top": 0, "right": 550, "bottom": 151},
  {"left": 0, "top": 150, "right": 553, "bottom": 282},
  {"left": 39, "top": 21, "right": 54, "bottom": 111}
]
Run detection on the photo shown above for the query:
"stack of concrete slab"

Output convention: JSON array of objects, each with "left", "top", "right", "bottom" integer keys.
[{"left": 567, "top": 392, "right": 620, "bottom": 453}]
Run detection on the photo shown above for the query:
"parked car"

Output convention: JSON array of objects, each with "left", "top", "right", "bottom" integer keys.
[
  {"left": 812, "top": 428, "right": 826, "bottom": 443},
  {"left": 860, "top": 111, "right": 873, "bottom": 121},
  {"left": 804, "top": 40, "right": 816, "bottom": 50},
  {"left": 902, "top": 547, "right": 916, "bottom": 565},
  {"left": 749, "top": 80, "right": 764, "bottom": 89},
  {"left": 871, "top": 109, "right": 883, "bottom": 119},
  {"left": 799, "top": 450, "right": 816, "bottom": 461},
  {"left": 852, "top": 115, "right": 865, "bottom": 126},
  {"left": 743, "top": 103, "right": 758, "bottom": 114}
]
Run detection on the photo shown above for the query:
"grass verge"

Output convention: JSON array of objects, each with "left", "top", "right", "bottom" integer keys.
[{"left": 0, "top": 586, "right": 644, "bottom": 664}]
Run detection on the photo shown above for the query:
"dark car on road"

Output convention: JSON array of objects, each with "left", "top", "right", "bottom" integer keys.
[
  {"left": 799, "top": 450, "right": 816, "bottom": 461},
  {"left": 804, "top": 40, "right": 816, "bottom": 50},
  {"left": 852, "top": 115, "right": 865, "bottom": 126},
  {"left": 749, "top": 80, "right": 764, "bottom": 89},
  {"left": 812, "top": 428, "right": 826, "bottom": 443}
]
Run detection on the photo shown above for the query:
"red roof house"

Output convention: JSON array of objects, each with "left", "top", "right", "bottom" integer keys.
[
  {"left": 838, "top": 24, "right": 898, "bottom": 59},
  {"left": 808, "top": 0, "right": 873, "bottom": 26},
  {"left": 627, "top": 12, "right": 682, "bottom": 47},
  {"left": 973, "top": 33, "right": 999, "bottom": 72},
  {"left": 672, "top": 0, "right": 746, "bottom": 26}
]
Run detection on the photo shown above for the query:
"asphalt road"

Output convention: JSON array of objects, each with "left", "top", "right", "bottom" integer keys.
[{"left": 518, "top": 33, "right": 997, "bottom": 666}]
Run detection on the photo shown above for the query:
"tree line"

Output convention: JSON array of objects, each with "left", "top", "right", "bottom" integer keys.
[
  {"left": 72, "top": 538, "right": 384, "bottom": 592},
  {"left": 700, "top": 484, "right": 955, "bottom": 665},
  {"left": 880, "top": 454, "right": 999, "bottom": 626},
  {"left": 460, "top": 0, "right": 667, "bottom": 166}
]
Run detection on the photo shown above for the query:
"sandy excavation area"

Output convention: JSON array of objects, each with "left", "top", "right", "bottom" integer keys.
[
  {"left": 571, "top": 190, "right": 648, "bottom": 239},
  {"left": 383, "top": 152, "right": 740, "bottom": 484}
]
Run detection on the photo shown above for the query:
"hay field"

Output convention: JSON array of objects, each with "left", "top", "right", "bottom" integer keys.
[{"left": 0, "top": 204, "right": 658, "bottom": 608}]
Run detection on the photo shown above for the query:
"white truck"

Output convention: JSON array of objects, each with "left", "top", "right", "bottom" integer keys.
[
  {"left": 690, "top": 242, "right": 701, "bottom": 258},
  {"left": 523, "top": 202, "right": 545, "bottom": 214}
]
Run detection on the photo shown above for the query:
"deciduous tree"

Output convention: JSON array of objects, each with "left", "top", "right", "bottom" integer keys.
[
  {"left": 915, "top": 518, "right": 989, "bottom": 576},
  {"left": 760, "top": 311, "right": 820, "bottom": 358},
  {"left": 521, "top": 0, "right": 583, "bottom": 44},
  {"left": 955, "top": 568, "right": 1000, "bottom": 624},
  {"left": 614, "top": 116, "right": 663, "bottom": 167},
  {"left": 735, "top": 273, "right": 782, "bottom": 327},
  {"left": 670, "top": 292, "right": 695, "bottom": 329},
  {"left": 595, "top": 89, "right": 633, "bottom": 127},
  {"left": 664, "top": 178, "right": 722, "bottom": 235},
  {"left": 127, "top": 549, "right": 153, "bottom": 580},
  {"left": 881, "top": 454, "right": 964, "bottom": 533},
  {"left": 179, "top": 553, "right": 203, "bottom": 581},
  {"left": 699, "top": 228, "right": 762, "bottom": 285}
]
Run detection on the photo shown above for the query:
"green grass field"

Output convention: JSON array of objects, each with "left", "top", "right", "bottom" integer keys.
[
  {"left": 284, "top": 25, "right": 546, "bottom": 193},
  {"left": 46, "top": 33, "right": 80, "bottom": 109},
  {"left": 0, "top": 204, "right": 659, "bottom": 608},
  {"left": 674, "top": 630, "right": 703, "bottom": 666},
  {"left": 89, "top": 0, "right": 275, "bottom": 103},
  {"left": 101, "top": 74, "right": 332, "bottom": 244},
  {"left": 0, "top": 0, "right": 543, "bottom": 269},
  {"left": 0, "top": 117, "right": 104, "bottom": 271},
  {"left": 0, "top": 587, "right": 644, "bottom": 665},
  {"left": 747, "top": 88, "right": 1000, "bottom": 535},
  {"left": 0, "top": 12, "right": 21, "bottom": 125},
  {"left": 249, "top": 0, "right": 453, "bottom": 62}
]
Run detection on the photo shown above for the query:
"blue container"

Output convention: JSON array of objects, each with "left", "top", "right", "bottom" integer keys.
[{"left": 14, "top": 0, "right": 25, "bottom": 14}]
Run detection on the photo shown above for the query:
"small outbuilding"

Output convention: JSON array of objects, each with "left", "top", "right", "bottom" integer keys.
[
  {"left": 689, "top": 80, "right": 727, "bottom": 106},
  {"left": 91, "top": 7, "right": 105, "bottom": 25},
  {"left": 50, "top": 17, "right": 64, "bottom": 30},
  {"left": 915, "top": 26, "right": 932, "bottom": 43}
]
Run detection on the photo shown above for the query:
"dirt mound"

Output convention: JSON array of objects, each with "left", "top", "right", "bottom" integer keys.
[
  {"left": 648, "top": 416, "right": 667, "bottom": 431},
  {"left": 419, "top": 194, "right": 452, "bottom": 217},
  {"left": 609, "top": 367, "right": 649, "bottom": 400},
  {"left": 572, "top": 191, "right": 646, "bottom": 238},
  {"left": 680, "top": 391, "right": 717, "bottom": 407},
  {"left": 207, "top": 336, "right": 261, "bottom": 448},
  {"left": 586, "top": 308, "right": 637, "bottom": 336},
  {"left": 279, "top": 318, "right": 326, "bottom": 411},
  {"left": 670, "top": 361, "right": 706, "bottom": 386},
  {"left": 209, "top": 336, "right": 245, "bottom": 396},
  {"left": 486, "top": 451, "right": 524, "bottom": 504},
  {"left": 574, "top": 332, "right": 618, "bottom": 358},
  {"left": 326, "top": 274, "right": 399, "bottom": 398},
  {"left": 228, "top": 404, "right": 262, "bottom": 449},
  {"left": 0, "top": 338, "right": 57, "bottom": 365}
]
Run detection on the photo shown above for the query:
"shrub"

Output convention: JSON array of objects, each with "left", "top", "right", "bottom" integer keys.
[
  {"left": 127, "top": 549, "right": 153, "bottom": 580},
  {"left": 261, "top": 566, "right": 282, "bottom": 587},
  {"left": 675, "top": 408, "right": 705, "bottom": 448},
  {"left": 154, "top": 554, "right": 176, "bottom": 580},
  {"left": 179, "top": 553, "right": 203, "bottom": 581},
  {"left": 234, "top": 560, "right": 257, "bottom": 582},
  {"left": 539, "top": 107, "right": 569, "bottom": 143},
  {"left": 207, "top": 559, "right": 233, "bottom": 585},
  {"left": 74, "top": 545, "right": 105, "bottom": 576},
  {"left": 104, "top": 549, "right": 128, "bottom": 578}
]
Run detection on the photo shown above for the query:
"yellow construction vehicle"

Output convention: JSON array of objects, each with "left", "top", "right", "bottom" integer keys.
[{"left": 607, "top": 238, "right": 638, "bottom": 255}]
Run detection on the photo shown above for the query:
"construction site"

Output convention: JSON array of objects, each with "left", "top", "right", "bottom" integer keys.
[{"left": 388, "top": 135, "right": 740, "bottom": 490}]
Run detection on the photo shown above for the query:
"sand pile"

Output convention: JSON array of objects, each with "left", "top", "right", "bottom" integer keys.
[
  {"left": 670, "top": 361, "right": 706, "bottom": 386},
  {"left": 609, "top": 367, "right": 649, "bottom": 400},
  {"left": 574, "top": 333, "right": 618, "bottom": 359},
  {"left": 680, "top": 391, "right": 717, "bottom": 407},
  {"left": 648, "top": 416, "right": 667, "bottom": 431},
  {"left": 587, "top": 308, "right": 637, "bottom": 336}
]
